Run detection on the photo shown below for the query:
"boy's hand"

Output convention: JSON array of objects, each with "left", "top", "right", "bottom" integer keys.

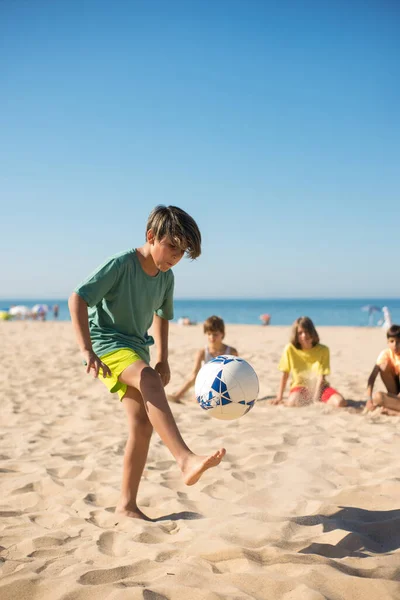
[
  {"left": 82, "top": 350, "right": 111, "bottom": 378},
  {"left": 155, "top": 361, "right": 170, "bottom": 386}
]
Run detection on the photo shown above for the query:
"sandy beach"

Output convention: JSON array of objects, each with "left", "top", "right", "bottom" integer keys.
[{"left": 1, "top": 322, "right": 399, "bottom": 600}]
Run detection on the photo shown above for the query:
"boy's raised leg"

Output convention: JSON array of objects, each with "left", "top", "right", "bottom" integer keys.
[
  {"left": 380, "top": 363, "right": 400, "bottom": 395},
  {"left": 119, "top": 362, "right": 226, "bottom": 485}
]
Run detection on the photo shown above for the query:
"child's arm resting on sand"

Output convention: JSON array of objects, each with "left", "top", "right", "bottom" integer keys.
[
  {"left": 271, "top": 372, "right": 289, "bottom": 404},
  {"left": 367, "top": 364, "right": 380, "bottom": 399},
  {"left": 363, "top": 364, "right": 381, "bottom": 411},
  {"left": 170, "top": 350, "right": 204, "bottom": 402},
  {"left": 68, "top": 292, "right": 111, "bottom": 378}
]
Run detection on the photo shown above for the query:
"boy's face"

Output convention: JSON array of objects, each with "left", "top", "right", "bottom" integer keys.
[
  {"left": 388, "top": 337, "right": 400, "bottom": 355},
  {"left": 148, "top": 231, "right": 185, "bottom": 272},
  {"left": 206, "top": 329, "right": 224, "bottom": 346}
]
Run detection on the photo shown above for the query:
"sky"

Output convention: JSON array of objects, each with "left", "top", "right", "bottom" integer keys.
[{"left": 1, "top": 0, "right": 399, "bottom": 299}]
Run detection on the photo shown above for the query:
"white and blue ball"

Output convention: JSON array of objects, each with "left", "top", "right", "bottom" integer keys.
[{"left": 195, "top": 355, "right": 259, "bottom": 421}]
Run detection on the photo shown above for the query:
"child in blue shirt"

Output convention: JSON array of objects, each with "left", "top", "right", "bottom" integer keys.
[{"left": 69, "top": 205, "right": 225, "bottom": 520}]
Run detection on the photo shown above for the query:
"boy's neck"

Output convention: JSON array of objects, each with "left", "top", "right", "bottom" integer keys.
[
  {"left": 136, "top": 243, "right": 159, "bottom": 277},
  {"left": 209, "top": 342, "right": 225, "bottom": 353}
]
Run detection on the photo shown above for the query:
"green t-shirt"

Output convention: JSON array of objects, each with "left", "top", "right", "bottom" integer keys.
[{"left": 75, "top": 249, "right": 174, "bottom": 363}]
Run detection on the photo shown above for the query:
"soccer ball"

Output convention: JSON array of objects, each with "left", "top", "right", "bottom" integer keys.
[{"left": 195, "top": 355, "right": 259, "bottom": 421}]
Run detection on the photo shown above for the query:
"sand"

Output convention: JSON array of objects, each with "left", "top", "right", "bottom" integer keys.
[{"left": 1, "top": 322, "right": 399, "bottom": 600}]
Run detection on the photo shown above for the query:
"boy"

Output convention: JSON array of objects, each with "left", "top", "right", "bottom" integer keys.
[
  {"left": 69, "top": 205, "right": 225, "bottom": 520},
  {"left": 365, "top": 324, "right": 400, "bottom": 415},
  {"left": 169, "top": 315, "right": 238, "bottom": 403}
]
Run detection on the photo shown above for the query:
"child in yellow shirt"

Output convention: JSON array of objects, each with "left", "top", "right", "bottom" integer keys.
[{"left": 271, "top": 316, "right": 346, "bottom": 407}]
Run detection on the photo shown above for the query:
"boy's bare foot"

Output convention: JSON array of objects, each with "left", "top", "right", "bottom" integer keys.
[
  {"left": 115, "top": 505, "right": 152, "bottom": 521},
  {"left": 181, "top": 449, "right": 226, "bottom": 486}
]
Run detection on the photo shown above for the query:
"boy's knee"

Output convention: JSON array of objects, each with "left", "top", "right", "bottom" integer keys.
[
  {"left": 373, "top": 391, "right": 384, "bottom": 406},
  {"left": 129, "top": 414, "right": 153, "bottom": 435},
  {"left": 140, "top": 366, "right": 162, "bottom": 390}
]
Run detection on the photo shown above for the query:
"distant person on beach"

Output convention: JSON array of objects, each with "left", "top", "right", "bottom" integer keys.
[
  {"left": 53, "top": 304, "right": 59, "bottom": 319},
  {"left": 177, "top": 316, "right": 196, "bottom": 326},
  {"left": 169, "top": 315, "right": 238, "bottom": 403},
  {"left": 364, "top": 324, "right": 400, "bottom": 416},
  {"left": 270, "top": 316, "right": 346, "bottom": 407},
  {"left": 259, "top": 313, "right": 271, "bottom": 326},
  {"left": 68, "top": 205, "right": 225, "bottom": 520}
]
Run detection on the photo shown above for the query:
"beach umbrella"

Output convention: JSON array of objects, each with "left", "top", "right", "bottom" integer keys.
[
  {"left": 361, "top": 305, "right": 381, "bottom": 313},
  {"left": 361, "top": 305, "right": 381, "bottom": 326},
  {"left": 9, "top": 305, "right": 31, "bottom": 317}
]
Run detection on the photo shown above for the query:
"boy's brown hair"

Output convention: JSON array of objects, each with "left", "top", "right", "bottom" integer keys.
[
  {"left": 290, "top": 316, "right": 320, "bottom": 349},
  {"left": 146, "top": 205, "right": 201, "bottom": 260},
  {"left": 203, "top": 315, "right": 225, "bottom": 336},
  {"left": 387, "top": 324, "right": 400, "bottom": 339}
]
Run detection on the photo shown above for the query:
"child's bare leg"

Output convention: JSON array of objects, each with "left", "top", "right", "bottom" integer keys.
[
  {"left": 381, "top": 407, "right": 400, "bottom": 416},
  {"left": 119, "top": 362, "right": 225, "bottom": 485},
  {"left": 285, "top": 390, "right": 310, "bottom": 407},
  {"left": 326, "top": 393, "right": 347, "bottom": 407},
  {"left": 116, "top": 386, "right": 153, "bottom": 520},
  {"left": 380, "top": 364, "right": 400, "bottom": 395},
  {"left": 372, "top": 390, "right": 400, "bottom": 414}
]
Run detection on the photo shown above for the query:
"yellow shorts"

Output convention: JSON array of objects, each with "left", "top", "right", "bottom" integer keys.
[{"left": 98, "top": 348, "right": 143, "bottom": 401}]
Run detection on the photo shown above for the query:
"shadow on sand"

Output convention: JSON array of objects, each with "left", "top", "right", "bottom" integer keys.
[{"left": 293, "top": 506, "right": 400, "bottom": 558}]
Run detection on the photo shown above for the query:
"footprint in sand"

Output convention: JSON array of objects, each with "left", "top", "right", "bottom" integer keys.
[
  {"left": 231, "top": 470, "right": 257, "bottom": 482},
  {"left": 273, "top": 451, "right": 288, "bottom": 464},
  {"left": 97, "top": 531, "right": 117, "bottom": 556}
]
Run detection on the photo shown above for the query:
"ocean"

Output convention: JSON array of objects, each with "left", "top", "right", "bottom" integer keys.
[{"left": 1, "top": 298, "right": 400, "bottom": 327}]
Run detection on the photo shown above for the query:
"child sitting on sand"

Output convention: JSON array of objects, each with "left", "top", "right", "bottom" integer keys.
[
  {"left": 270, "top": 316, "right": 346, "bottom": 407},
  {"left": 169, "top": 315, "right": 238, "bottom": 402},
  {"left": 68, "top": 206, "right": 225, "bottom": 520},
  {"left": 364, "top": 324, "right": 400, "bottom": 415}
]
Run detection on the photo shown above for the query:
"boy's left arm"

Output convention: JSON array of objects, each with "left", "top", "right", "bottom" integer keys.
[{"left": 153, "top": 313, "right": 170, "bottom": 386}]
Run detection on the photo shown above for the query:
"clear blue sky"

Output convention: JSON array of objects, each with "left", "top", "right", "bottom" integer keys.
[{"left": 1, "top": 0, "right": 399, "bottom": 299}]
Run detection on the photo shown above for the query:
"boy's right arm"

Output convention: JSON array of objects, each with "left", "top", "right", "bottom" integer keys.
[
  {"left": 68, "top": 292, "right": 111, "bottom": 378},
  {"left": 366, "top": 364, "right": 380, "bottom": 399}
]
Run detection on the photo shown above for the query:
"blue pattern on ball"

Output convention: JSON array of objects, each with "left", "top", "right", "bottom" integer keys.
[
  {"left": 209, "top": 355, "right": 244, "bottom": 365},
  {"left": 197, "top": 368, "right": 233, "bottom": 410}
]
